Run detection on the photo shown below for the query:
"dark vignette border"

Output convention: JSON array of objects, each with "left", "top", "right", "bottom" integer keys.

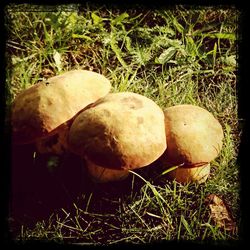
[{"left": 1, "top": 0, "right": 248, "bottom": 249}]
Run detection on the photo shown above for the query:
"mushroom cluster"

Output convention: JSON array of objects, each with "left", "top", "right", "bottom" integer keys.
[{"left": 11, "top": 69, "right": 224, "bottom": 185}]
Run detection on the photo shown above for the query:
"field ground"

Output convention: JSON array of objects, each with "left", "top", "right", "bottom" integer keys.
[{"left": 4, "top": 4, "right": 242, "bottom": 245}]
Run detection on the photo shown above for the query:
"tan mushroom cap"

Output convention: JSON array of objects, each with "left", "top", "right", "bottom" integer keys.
[
  {"left": 85, "top": 157, "right": 129, "bottom": 183},
  {"left": 68, "top": 92, "right": 167, "bottom": 171},
  {"left": 161, "top": 104, "right": 224, "bottom": 167},
  {"left": 11, "top": 70, "right": 111, "bottom": 145}
]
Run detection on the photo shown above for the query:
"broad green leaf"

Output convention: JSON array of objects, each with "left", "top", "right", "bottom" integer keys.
[
  {"left": 155, "top": 47, "right": 176, "bottom": 64},
  {"left": 185, "top": 36, "right": 197, "bottom": 57},
  {"left": 91, "top": 12, "right": 103, "bottom": 25},
  {"left": 172, "top": 17, "right": 184, "bottom": 33},
  {"left": 112, "top": 12, "right": 129, "bottom": 25},
  {"left": 67, "top": 12, "right": 78, "bottom": 28}
]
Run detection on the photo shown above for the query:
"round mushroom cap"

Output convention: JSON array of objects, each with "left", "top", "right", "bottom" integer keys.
[
  {"left": 11, "top": 70, "right": 111, "bottom": 144},
  {"left": 161, "top": 104, "right": 224, "bottom": 167},
  {"left": 85, "top": 157, "right": 129, "bottom": 183},
  {"left": 167, "top": 163, "right": 211, "bottom": 184},
  {"left": 68, "top": 92, "right": 167, "bottom": 170}
]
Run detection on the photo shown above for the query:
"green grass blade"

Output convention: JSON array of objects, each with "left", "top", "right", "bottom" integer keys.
[
  {"left": 161, "top": 165, "right": 180, "bottom": 175},
  {"left": 181, "top": 215, "right": 193, "bottom": 237},
  {"left": 155, "top": 47, "right": 176, "bottom": 64}
]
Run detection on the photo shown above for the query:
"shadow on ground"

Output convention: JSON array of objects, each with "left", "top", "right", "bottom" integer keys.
[{"left": 8, "top": 144, "right": 147, "bottom": 239}]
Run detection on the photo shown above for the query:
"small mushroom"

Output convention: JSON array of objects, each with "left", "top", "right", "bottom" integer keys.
[
  {"left": 68, "top": 92, "right": 167, "bottom": 182},
  {"left": 11, "top": 70, "right": 111, "bottom": 154},
  {"left": 160, "top": 104, "right": 224, "bottom": 184}
]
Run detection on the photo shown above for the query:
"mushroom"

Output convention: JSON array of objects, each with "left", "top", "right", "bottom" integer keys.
[
  {"left": 166, "top": 163, "right": 211, "bottom": 184},
  {"left": 11, "top": 70, "right": 111, "bottom": 154},
  {"left": 68, "top": 92, "right": 167, "bottom": 182},
  {"left": 84, "top": 158, "right": 129, "bottom": 183},
  {"left": 160, "top": 104, "right": 224, "bottom": 184}
]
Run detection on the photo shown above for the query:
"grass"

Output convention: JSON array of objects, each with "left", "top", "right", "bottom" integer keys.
[{"left": 5, "top": 4, "right": 240, "bottom": 245}]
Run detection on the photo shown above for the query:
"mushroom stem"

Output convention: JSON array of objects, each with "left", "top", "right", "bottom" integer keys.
[
  {"left": 84, "top": 157, "right": 129, "bottom": 183},
  {"left": 166, "top": 163, "right": 211, "bottom": 184}
]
